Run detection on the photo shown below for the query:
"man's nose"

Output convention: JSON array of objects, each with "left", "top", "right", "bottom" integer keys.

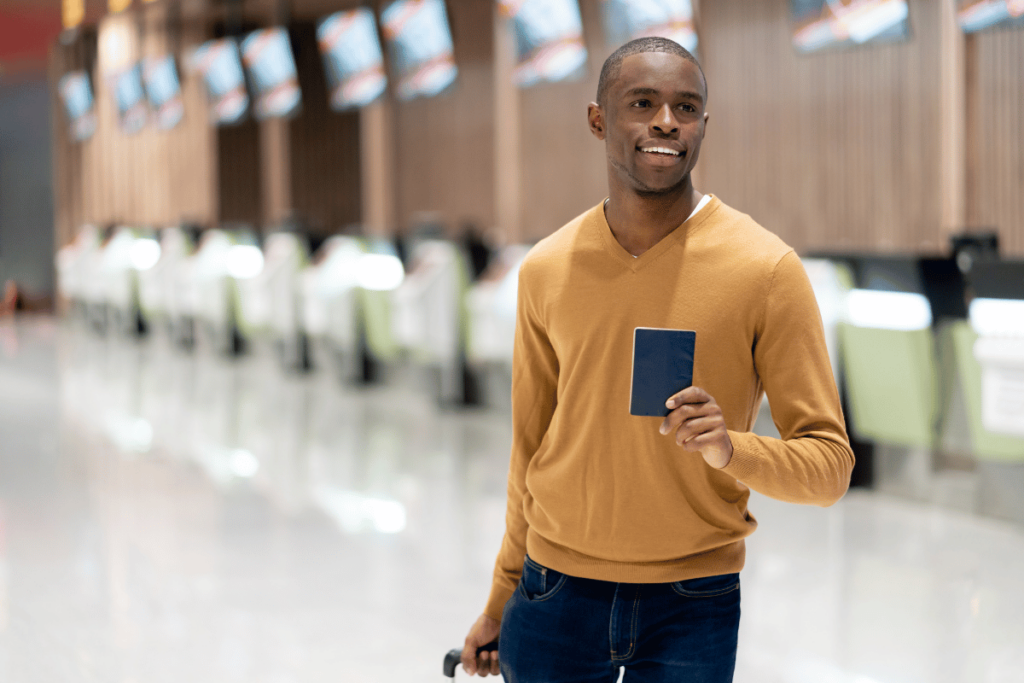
[{"left": 650, "top": 104, "right": 678, "bottom": 135}]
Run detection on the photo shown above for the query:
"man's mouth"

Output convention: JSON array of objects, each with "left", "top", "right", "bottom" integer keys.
[{"left": 638, "top": 146, "right": 684, "bottom": 158}]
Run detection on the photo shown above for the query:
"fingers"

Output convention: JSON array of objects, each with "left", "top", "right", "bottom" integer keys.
[
  {"left": 465, "top": 649, "right": 500, "bottom": 677},
  {"left": 666, "top": 385, "right": 710, "bottom": 410},
  {"left": 484, "top": 649, "right": 500, "bottom": 676},
  {"left": 659, "top": 393, "right": 717, "bottom": 436},
  {"left": 672, "top": 416, "right": 721, "bottom": 446}
]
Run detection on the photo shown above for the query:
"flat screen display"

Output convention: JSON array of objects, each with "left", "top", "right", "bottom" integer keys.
[
  {"left": 110, "top": 64, "right": 148, "bottom": 134},
  {"left": 791, "top": 0, "right": 910, "bottom": 53},
  {"left": 241, "top": 27, "right": 302, "bottom": 119},
  {"left": 957, "top": 1, "right": 1024, "bottom": 32},
  {"left": 142, "top": 54, "right": 184, "bottom": 130},
  {"left": 58, "top": 71, "right": 97, "bottom": 141},
  {"left": 380, "top": 0, "right": 458, "bottom": 100},
  {"left": 317, "top": 8, "right": 387, "bottom": 110},
  {"left": 191, "top": 38, "right": 249, "bottom": 125},
  {"left": 498, "top": 0, "right": 588, "bottom": 86},
  {"left": 601, "top": 0, "right": 697, "bottom": 53}
]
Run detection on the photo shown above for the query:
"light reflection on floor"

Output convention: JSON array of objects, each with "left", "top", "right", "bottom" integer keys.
[{"left": 0, "top": 316, "right": 1022, "bottom": 682}]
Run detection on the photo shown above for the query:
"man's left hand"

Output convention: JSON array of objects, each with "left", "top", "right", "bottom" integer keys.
[{"left": 659, "top": 386, "right": 733, "bottom": 469}]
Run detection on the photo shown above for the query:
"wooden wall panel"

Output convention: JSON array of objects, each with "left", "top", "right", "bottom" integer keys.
[
  {"left": 391, "top": 0, "right": 495, "bottom": 236},
  {"left": 51, "top": 10, "right": 217, "bottom": 235},
  {"left": 697, "top": 0, "right": 944, "bottom": 255},
  {"left": 216, "top": 119, "right": 262, "bottom": 226},
  {"left": 50, "top": 32, "right": 93, "bottom": 248},
  {"left": 286, "top": 22, "right": 362, "bottom": 236},
  {"left": 966, "top": 27, "right": 1024, "bottom": 257},
  {"left": 517, "top": 0, "right": 608, "bottom": 242}
]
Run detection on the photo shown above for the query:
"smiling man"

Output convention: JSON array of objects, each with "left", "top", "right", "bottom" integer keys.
[{"left": 461, "top": 38, "right": 854, "bottom": 683}]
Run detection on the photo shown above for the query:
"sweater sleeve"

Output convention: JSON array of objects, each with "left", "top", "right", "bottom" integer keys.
[
  {"left": 721, "top": 250, "right": 854, "bottom": 506},
  {"left": 483, "top": 261, "right": 560, "bottom": 621}
]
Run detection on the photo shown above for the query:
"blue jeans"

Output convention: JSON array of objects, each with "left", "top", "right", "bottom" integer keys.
[{"left": 500, "top": 556, "right": 740, "bottom": 683}]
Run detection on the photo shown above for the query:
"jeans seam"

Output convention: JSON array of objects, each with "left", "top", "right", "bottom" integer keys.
[
  {"left": 670, "top": 582, "right": 740, "bottom": 598},
  {"left": 609, "top": 584, "right": 619, "bottom": 659},
  {"left": 621, "top": 586, "right": 641, "bottom": 660}
]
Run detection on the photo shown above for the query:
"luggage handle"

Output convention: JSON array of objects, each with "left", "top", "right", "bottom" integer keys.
[{"left": 443, "top": 641, "right": 499, "bottom": 678}]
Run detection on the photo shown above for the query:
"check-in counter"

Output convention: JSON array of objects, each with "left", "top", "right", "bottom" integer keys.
[
  {"left": 237, "top": 231, "right": 311, "bottom": 370},
  {"left": 465, "top": 244, "right": 531, "bottom": 367},
  {"left": 55, "top": 224, "right": 102, "bottom": 321},
  {"left": 94, "top": 226, "right": 161, "bottom": 337},
  {"left": 184, "top": 227, "right": 263, "bottom": 356},
  {"left": 302, "top": 236, "right": 365, "bottom": 380},
  {"left": 391, "top": 239, "right": 472, "bottom": 404},
  {"left": 138, "top": 226, "right": 195, "bottom": 346},
  {"left": 300, "top": 236, "right": 406, "bottom": 383},
  {"left": 968, "top": 261, "right": 1024, "bottom": 438},
  {"left": 836, "top": 256, "right": 939, "bottom": 450},
  {"left": 950, "top": 259, "right": 1024, "bottom": 523}
]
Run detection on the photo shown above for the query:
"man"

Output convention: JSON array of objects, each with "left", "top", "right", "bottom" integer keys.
[{"left": 461, "top": 37, "right": 853, "bottom": 682}]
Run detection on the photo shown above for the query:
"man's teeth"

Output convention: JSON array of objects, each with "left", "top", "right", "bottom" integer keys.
[{"left": 641, "top": 147, "right": 681, "bottom": 156}]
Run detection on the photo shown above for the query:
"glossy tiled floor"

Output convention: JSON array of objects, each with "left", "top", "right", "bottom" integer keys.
[{"left": 1, "top": 316, "right": 1023, "bottom": 683}]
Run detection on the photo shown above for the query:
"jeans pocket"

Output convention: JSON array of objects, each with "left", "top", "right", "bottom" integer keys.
[
  {"left": 519, "top": 555, "right": 568, "bottom": 602},
  {"left": 670, "top": 573, "right": 740, "bottom": 598}
]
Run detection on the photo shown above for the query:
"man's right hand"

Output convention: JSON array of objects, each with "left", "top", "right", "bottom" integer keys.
[{"left": 461, "top": 613, "right": 501, "bottom": 677}]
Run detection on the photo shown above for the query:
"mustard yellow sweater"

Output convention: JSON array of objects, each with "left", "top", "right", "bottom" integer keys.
[{"left": 484, "top": 196, "right": 854, "bottom": 620}]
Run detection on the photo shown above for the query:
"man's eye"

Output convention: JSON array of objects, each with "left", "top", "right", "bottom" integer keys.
[
  {"left": 632, "top": 100, "right": 650, "bottom": 108},
  {"left": 678, "top": 104, "right": 696, "bottom": 112}
]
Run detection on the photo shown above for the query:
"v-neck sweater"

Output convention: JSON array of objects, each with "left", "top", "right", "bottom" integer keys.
[{"left": 484, "top": 195, "right": 854, "bottom": 620}]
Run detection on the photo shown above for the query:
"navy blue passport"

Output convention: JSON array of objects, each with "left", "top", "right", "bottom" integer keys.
[{"left": 629, "top": 328, "right": 696, "bottom": 417}]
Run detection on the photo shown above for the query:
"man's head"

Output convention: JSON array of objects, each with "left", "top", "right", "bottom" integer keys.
[
  {"left": 596, "top": 37, "right": 706, "bottom": 110},
  {"left": 588, "top": 38, "right": 709, "bottom": 197}
]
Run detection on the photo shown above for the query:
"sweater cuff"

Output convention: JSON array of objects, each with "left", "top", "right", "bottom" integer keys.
[
  {"left": 483, "top": 581, "right": 516, "bottom": 622},
  {"left": 721, "top": 430, "right": 761, "bottom": 481}
]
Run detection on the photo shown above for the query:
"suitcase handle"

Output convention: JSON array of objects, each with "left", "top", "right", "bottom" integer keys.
[{"left": 443, "top": 641, "right": 499, "bottom": 678}]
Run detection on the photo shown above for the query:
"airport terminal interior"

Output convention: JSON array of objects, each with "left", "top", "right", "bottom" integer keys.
[{"left": 0, "top": 0, "right": 1023, "bottom": 681}]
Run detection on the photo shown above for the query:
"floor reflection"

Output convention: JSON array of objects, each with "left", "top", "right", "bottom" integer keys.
[{"left": 0, "top": 316, "right": 1021, "bottom": 682}]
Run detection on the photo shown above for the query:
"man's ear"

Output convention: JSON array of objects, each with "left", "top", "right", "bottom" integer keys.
[
  {"left": 702, "top": 111, "right": 709, "bottom": 139},
  {"left": 587, "top": 102, "right": 605, "bottom": 141}
]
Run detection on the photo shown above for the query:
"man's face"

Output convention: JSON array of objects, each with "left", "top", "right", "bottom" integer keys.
[{"left": 590, "top": 52, "right": 708, "bottom": 196}]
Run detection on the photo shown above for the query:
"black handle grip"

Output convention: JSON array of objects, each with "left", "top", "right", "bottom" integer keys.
[{"left": 443, "top": 641, "right": 499, "bottom": 678}]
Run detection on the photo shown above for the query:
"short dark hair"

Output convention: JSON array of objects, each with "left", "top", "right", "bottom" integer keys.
[{"left": 596, "top": 37, "right": 706, "bottom": 108}]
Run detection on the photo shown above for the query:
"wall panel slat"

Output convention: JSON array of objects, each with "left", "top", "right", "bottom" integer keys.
[{"left": 967, "top": 27, "right": 1024, "bottom": 256}]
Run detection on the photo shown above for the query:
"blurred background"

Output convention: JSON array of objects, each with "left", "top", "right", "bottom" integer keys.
[{"left": 0, "top": 0, "right": 1023, "bottom": 681}]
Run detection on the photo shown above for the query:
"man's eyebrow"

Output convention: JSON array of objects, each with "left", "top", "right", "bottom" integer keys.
[{"left": 624, "top": 87, "right": 704, "bottom": 103}]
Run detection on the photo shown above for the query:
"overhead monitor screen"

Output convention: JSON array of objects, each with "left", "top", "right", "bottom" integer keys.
[
  {"left": 957, "top": 1, "right": 1024, "bottom": 32},
  {"left": 191, "top": 38, "right": 249, "bottom": 125},
  {"left": 601, "top": 0, "right": 697, "bottom": 53},
  {"left": 380, "top": 0, "right": 458, "bottom": 100},
  {"left": 58, "top": 71, "right": 97, "bottom": 141},
  {"left": 791, "top": 0, "right": 910, "bottom": 53},
  {"left": 499, "top": 0, "right": 588, "bottom": 86},
  {"left": 110, "top": 64, "right": 148, "bottom": 134},
  {"left": 317, "top": 8, "right": 387, "bottom": 110},
  {"left": 142, "top": 54, "right": 184, "bottom": 130},
  {"left": 241, "top": 27, "right": 302, "bottom": 119}
]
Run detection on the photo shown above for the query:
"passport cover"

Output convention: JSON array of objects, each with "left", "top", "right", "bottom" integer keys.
[{"left": 629, "top": 327, "right": 696, "bottom": 417}]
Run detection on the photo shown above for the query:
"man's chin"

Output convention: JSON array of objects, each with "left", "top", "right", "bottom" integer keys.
[{"left": 632, "top": 174, "right": 689, "bottom": 198}]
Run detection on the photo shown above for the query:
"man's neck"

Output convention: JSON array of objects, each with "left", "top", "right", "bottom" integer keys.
[{"left": 604, "top": 181, "right": 704, "bottom": 258}]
